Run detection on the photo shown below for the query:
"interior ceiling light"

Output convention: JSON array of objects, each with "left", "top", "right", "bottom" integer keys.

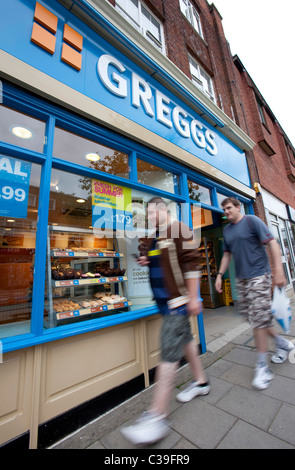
[
  {"left": 85, "top": 153, "right": 100, "bottom": 162},
  {"left": 7, "top": 219, "right": 15, "bottom": 222},
  {"left": 76, "top": 198, "right": 86, "bottom": 203},
  {"left": 11, "top": 126, "right": 33, "bottom": 139}
]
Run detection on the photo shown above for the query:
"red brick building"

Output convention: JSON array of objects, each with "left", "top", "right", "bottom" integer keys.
[{"left": 108, "top": 0, "right": 295, "bottom": 289}]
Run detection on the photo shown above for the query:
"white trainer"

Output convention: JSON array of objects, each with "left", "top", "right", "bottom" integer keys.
[
  {"left": 176, "top": 380, "right": 210, "bottom": 403},
  {"left": 121, "top": 411, "right": 170, "bottom": 446},
  {"left": 271, "top": 340, "right": 295, "bottom": 364},
  {"left": 252, "top": 366, "right": 274, "bottom": 390}
]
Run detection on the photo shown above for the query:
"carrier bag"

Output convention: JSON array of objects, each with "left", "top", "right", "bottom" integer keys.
[{"left": 271, "top": 286, "right": 292, "bottom": 333}]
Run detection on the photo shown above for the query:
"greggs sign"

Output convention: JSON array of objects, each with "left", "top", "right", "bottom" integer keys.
[{"left": 97, "top": 54, "right": 218, "bottom": 156}]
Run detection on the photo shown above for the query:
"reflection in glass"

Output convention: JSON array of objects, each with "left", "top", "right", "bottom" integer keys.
[
  {"left": 53, "top": 127, "right": 129, "bottom": 178},
  {"left": 137, "top": 159, "right": 179, "bottom": 194},
  {"left": 0, "top": 105, "right": 45, "bottom": 153},
  {"left": 188, "top": 180, "right": 211, "bottom": 205}
]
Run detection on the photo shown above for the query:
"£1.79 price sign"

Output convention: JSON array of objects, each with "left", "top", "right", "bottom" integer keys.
[{"left": 0, "top": 156, "right": 32, "bottom": 219}]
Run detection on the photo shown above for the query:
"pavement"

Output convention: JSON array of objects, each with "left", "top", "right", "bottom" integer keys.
[{"left": 50, "top": 297, "right": 295, "bottom": 450}]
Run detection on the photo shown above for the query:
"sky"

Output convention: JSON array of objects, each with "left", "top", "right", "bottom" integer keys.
[{"left": 210, "top": 0, "right": 295, "bottom": 148}]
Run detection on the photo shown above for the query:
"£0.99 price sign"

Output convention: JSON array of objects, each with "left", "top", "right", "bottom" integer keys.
[{"left": 0, "top": 156, "right": 32, "bottom": 219}]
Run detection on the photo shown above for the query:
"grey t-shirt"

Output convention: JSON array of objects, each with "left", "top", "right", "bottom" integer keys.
[{"left": 223, "top": 215, "right": 274, "bottom": 279}]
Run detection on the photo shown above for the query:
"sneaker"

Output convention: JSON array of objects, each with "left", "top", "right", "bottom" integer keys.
[
  {"left": 271, "top": 340, "right": 295, "bottom": 364},
  {"left": 252, "top": 365, "right": 274, "bottom": 390},
  {"left": 121, "top": 411, "right": 170, "bottom": 446},
  {"left": 176, "top": 380, "right": 210, "bottom": 403}
]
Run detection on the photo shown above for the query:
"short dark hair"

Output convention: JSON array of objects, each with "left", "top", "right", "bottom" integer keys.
[{"left": 221, "top": 197, "right": 241, "bottom": 208}]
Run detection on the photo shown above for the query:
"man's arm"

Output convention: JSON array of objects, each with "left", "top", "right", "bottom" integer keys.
[
  {"left": 268, "top": 239, "right": 287, "bottom": 287},
  {"left": 215, "top": 252, "right": 232, "bottom": 293},
  {"left": 185, "top": 276, "right": 202, "bottom": 316}
]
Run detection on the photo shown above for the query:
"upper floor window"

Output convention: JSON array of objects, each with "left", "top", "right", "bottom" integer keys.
[
  {"left": 179, "top": 0, "right": 203, "bottom": 38},
  {"left": 257, "top": 97, "right": 267, "bottom": 126},
  {"left": 115, "top": 0, "right": 165, "bottom": 53},
  {"left": 189, "top": 55, "right": 215, "bottom": 102}
]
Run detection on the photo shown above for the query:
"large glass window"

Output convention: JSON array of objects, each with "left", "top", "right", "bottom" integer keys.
[
  {"left": 137, "top": 159, "right": 179, "bottom": 193},
  {"left": 0, "top": 156, "right": 41, "bottom": 338},
  {"left": 0, "top": 105, "right": 46, "bottom": 153},
  {"left": 45, "top": 169, "right": 180, "bottom": 327},
  {"left": 53, "top": 127, "right": 129, "bottom": 179},
  {"left": 188, "top": 179, "right": 211, "bottom": 205}
]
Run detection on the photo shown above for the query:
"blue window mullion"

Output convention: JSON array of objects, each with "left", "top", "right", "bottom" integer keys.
[
  {"left": 129, "top": 150, "right": 137, "bottom": 182},
  {"left": 30, "top": 116, "right": 55, "bottom": 336}
]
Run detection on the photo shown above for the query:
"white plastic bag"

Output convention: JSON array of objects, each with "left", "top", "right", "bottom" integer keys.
[{"left": 271, "top": 286, "right": 292, "bottom": 333}]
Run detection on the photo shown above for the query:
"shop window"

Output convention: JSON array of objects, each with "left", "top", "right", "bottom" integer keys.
[
  {"left": 188, "top": 179, "right": 211, "bottom": 205},
  {"left": 137, "top": 159, "right": 179, "bottom": 194},
  {"left": 189, "top": 55, "right": 215, "bottom": 103},
  {"left": 0, "top": 156, "right": 41, "bottom": 338},
  {"left": 179, "top": 0, "right": 203, "bottom": 38},
  {"left": 53, "top": 127, "right": 129, "bottom": 179},
  {"left": 115, "top": 0, "right": 165, "bottom": 53},
  {"left": 46, "top": 169, "right": 180, "bottom": 327},
  {"left": 0, "top": 105, "right": 46, "bottom": 153}
]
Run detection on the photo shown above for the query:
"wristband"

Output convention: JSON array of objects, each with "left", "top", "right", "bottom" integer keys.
[{"left": 217, "top": 272, "right": 223, "bottom": 277}]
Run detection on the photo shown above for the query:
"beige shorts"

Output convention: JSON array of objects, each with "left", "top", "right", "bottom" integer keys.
[{"left": 236, "top": 274, "right": 274, "bottom": 329}]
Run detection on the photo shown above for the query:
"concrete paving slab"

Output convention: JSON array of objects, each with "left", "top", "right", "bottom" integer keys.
[
  {"left": 219, "top": 363, "right": 254, "bottom": 389},
  {"left": 268, "top": 403, "right": 295, "bottom": 446},
  {"left": 217, "top": 419, "right": 293, "bottom": 449},
  {"left": 216, "top": 385, "right": 281, "bottom": 431},
  {"left": 169, "top": 399, "right": 237, "bottom": 449},
  {"left": 261, "top": 374, "right": 295, "bottom": 406}
]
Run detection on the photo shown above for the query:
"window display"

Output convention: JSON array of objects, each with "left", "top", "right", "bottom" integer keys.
[{"left": 45, "top": 227, "right": 130, "bottom": 326}]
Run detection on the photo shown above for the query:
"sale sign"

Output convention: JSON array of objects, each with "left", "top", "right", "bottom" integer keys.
[
  {"left": 92, "top": 179, "right": 133, "bottom": 231},
  {"left": 0, "top": 156, "right": 32, "bottom": 219}
]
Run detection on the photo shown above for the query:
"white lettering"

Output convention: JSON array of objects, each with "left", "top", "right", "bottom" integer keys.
[
  {"left": 191, "top": 120, "right": 206, "bottom": 148},
  {"left": 172, "top": 106, "right": 190, "bottom": 138},
  {"left": 132, "top": 73, "right": 154, "bottom": 117},
  {"left": 156, "top": 90, "right": 172, "bottom": 128},
  {"left": 97, "top": 53, "right": 219, "bottom": 156},
  {"left": 205, "top": 130, "right": 218, "bottom": 155},
  {"left": 14, "top": 161, "right": 28, "bottom": 177},
  {"left": 0, "top": 157, "right": 13, "bottom": 174},
  {"left": 97, "top": 54, "right": 127, "bottom": 97}
]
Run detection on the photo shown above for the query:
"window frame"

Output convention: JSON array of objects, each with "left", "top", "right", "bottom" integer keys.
[
  {"left": 0, "top": 81, "right": 252, "bottom": 352},
  {"left": 179, "top": 0, "right": 203, "bottom": 38},
  {"left": 189, "top": 55, "right": 216, "bottom": 103},
  {"left": 115, "top": 0, "right": 166, "bottom": 54}
]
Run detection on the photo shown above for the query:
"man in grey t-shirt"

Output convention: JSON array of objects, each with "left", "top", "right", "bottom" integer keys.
[{"left": 215, "top": 197, "right": 294, "bottom": 391}]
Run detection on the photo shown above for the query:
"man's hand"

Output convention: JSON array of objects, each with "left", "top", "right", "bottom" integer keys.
[
  {"left": 137, "top": 256, "right": 150, "bottom": 266},
  {"left": 273, "top": 267, "right": 287, "bottom": 288},
  {"left": 186, "top": 297, "right": 202, "bottom": 317},
  {"left": 215, "top": 275, "right": 223, "bottom": 293}
]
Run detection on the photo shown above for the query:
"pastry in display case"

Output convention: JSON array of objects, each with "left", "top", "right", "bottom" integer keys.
[{"left": 45, "top": 226, "right": 131, "bottom": 327}]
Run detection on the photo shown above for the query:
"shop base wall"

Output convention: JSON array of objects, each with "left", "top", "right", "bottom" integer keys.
[{"left": 0, "top": 313, "right": 200, "bottom": 448}]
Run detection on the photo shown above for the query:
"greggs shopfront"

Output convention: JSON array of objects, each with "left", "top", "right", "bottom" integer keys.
[{"left": 0, "top": 0, "right": 255, "bottom": 447}]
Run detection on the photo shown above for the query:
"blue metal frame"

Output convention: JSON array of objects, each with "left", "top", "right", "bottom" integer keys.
[{"left": 0, "top": 81, "right": 253, "bottom": 353}]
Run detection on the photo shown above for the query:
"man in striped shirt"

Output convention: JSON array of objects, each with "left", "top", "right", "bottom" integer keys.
[{"left": 121, "top": 197, "right": 209, "bottom": 446}]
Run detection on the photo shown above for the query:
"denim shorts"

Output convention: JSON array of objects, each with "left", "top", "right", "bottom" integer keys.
[{"left": 157, "top": 302, "right": 193, "bottom": 363}]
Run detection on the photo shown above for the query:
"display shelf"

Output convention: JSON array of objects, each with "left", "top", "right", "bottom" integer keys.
[
  {"left": 55, "top": 301, "right": 132, "bottom": 320},
  {"left": 51, "top": 250, "right": 123, "bottom": 258},
  {"left": 53, "top": 276, "right": 128, "bottom": 287},
  {"left": 45, "top": 226, "right": 130, "bottom": 327}
]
